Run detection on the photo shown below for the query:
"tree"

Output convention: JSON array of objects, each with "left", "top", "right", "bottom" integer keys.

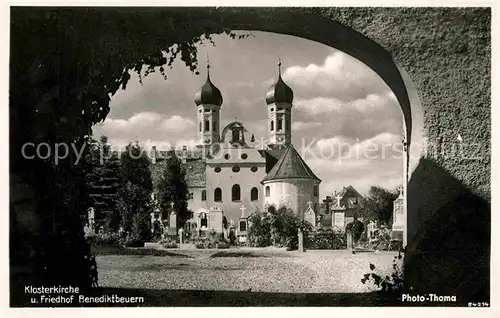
[
  {"left": 117, "top": 142, "right": 153, "bottom": 242},
  {"left": 84, "top": 135, "right": 122, "bottom": 231},
  {"left": 9, "top": 8, "right": 250, "bottom": 298},
  {"left": 346, "top": 220, "right": 365, "bottom": 244},
  {"left": 157, "top": 149, "right": 190, "bottom": 229},
  {"left": 363, "top": 186, "right": 400, "bottom": 225}
]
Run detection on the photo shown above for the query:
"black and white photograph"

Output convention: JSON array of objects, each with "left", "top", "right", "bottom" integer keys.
[{"left": 7, "top": 5, "right": 494, "bottom": 311}]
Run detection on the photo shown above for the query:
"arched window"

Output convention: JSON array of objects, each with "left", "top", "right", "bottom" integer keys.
[
  {"left": 313, "top": 185, "right": 319, "bottom": 197},
  {"left": 232, "top": 129, "right": 240, "bottom": 143},
  {"left": 200, "top": 213, "right": 208, "bottom": 228},
  {"left": 199, "top": 122, "right": 202, "bottom": 132},
  {"left": 232, "top": 184, "right": 241, "bottom": 201},
  {"left": 270, "top": 120, "right": 274, "bottom": 131},
  {"left": 204, "top": 119, "right": 210, "bottom": 132},
  {"left": 265, "top": 186, "right": 270, "bottom": 197},
  {"left": 251, "top": 187, "right": 259, "bottom": 201},
  {"left": 214, "top": 188, "right": 222, "bottom": 202},
  {"left": 277, "top": 117, "right": 283, "bottom": 130},
  {"left": 201, "top": 190, "right": 207, "bottom": 201},
  {"left": 239, "top": 220, "right": 247, "bottom": 232}
]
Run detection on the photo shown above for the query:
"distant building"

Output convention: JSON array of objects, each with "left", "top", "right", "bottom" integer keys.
[
  {"left": 150, "top": 61, "right": 321, "bottom": 237},
  {"left": 319, "top": 185, "right": 364, "bottom": 230}
]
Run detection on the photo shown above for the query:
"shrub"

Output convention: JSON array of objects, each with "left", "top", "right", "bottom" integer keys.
[
  {"left": 346, "top": 220, "right": 365, "bottom": 243},
  {"left": 305, "top": 227, "right": 347, "bottom": 250},
  {"left": 228, "top": 230, "right": 237, "bottom": 246},
  {"left": 193, "top": 235, "right": 227, "bottom": 249},
  {"left": 389, "top": 239, "right": 403, "bottom": 251},
  {"left": 159, "top": 237, "right": 178, "bottom": 249},
  {"left": 162, "top": 241, "right": 178, "bottom": 249},
  {"left": 370, "top": 227, "right": 393, "bottom": 251},
  {"left": 361, "top": 250, "right": 404, "bottom": 293},
  {"left": 86, "top": 232, "right": 121, "bottom": 246},
  {"left": 120, "top": 233, "right": 144, "bottom": 247},
  {"left": 216, "top": 242, "right": 230, "bottom": 249},
  {"left": 247, "top": 205, "right": 311, "bottom": 249},
  {"left": 247, "top": 211, "right": 272, "bottom": 247}
]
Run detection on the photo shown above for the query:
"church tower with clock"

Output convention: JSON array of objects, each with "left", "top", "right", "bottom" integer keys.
[
  {"left": 265, "top": 61, "right": 293, "bottom": 148},
  {"left": 194, "top": 62, "right": 223, "bottom": 155}
]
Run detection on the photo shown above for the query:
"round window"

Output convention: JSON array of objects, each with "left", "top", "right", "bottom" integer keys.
[
  {"left": 232, "top": 166, "right": 240, "bottom": 173},
  {"left": 251, "top": 166, "right": 258, "bottom": 172},
  {"left": 214, "top": 167, "right": 221, "bottom": 173},
  {"left": 224, "top": 154, "right": 231, "bottom": 160},
  {"left": 241, "top": 153, "right": 248, "bottom": 159}
]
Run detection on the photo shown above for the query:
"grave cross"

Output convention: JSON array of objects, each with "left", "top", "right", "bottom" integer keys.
[
  {"left": 322, "top": 196, "right": 333, "bottom": 213},
  {"left": 240, "top": 204, "right": 246, "bottom": 217},
  {"left": 397, "top": 186, "right": 404, "bottom": 197},
  {"left": 307, "top": 201, "right": 313, "bottom": 209},
  {"left": 334, "top": 193, "right": 343, "bottom": 208}
]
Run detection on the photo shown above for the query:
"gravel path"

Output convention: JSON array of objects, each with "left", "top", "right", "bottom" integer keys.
[{"left": 97, "top": 249, "right": 397, "bottom": 294}]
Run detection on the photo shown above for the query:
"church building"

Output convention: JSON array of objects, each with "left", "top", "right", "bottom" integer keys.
[{"left": 151, "top": 61, "right": 321, "bottom": 237}]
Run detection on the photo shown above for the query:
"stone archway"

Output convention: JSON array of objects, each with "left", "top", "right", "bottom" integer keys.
[{"left": 10, "top": 7, "right": 490, "bottom": 304}]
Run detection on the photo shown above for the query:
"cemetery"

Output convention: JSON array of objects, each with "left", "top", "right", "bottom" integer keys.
[{"left": 83, "top": 184, "right": 404, "bottom": 299}]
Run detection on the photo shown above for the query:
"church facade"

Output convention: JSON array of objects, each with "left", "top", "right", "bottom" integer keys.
[{"left": 150, "top": 61, "right": 321, "bottom": 237}]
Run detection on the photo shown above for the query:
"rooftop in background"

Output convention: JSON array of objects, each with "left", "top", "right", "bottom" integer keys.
[{"left": 262, "top": 144, "right": 321, "bottom": 183}]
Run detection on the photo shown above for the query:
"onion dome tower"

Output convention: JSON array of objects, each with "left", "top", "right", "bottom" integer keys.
[
  {"left": 194, "top": 58, "right": 222, "bottom": 153},
  {"left": 266, "top": 59, "right": 293, "bottom": 148}
]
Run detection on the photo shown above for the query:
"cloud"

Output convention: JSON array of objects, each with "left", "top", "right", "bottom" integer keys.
[
  {"left": 93, "top": 112, "right": 196, "bottom": 144},
  {"left": 279, "top": 51, "right": 391, "bottom": 102},
  {"left": 299, "top": 133, "right": 404, "bottom": 197},
  {"left": 291, "top": 121, "right": 322, "bottom": 131}
]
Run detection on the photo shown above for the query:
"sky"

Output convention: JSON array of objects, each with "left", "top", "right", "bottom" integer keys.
[{"left": 93, "top": 30, "right": 404, "bottom": 197}]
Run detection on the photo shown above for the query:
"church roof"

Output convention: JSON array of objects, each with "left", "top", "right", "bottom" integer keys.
[
  {"left": 150, "top": 158, "right": 206, "bottom": 189},
  {"left": 261, "top": 144, "right": 321, "bottom": 183},
  {"left": 265, "top": 62, "right": 294, "bottom": 105},
  {"left": 259, "top": 148, "right": 286, "bottom": 173},
  {"left": 194, "top": 65, "right": 223, "bottom": 106}
]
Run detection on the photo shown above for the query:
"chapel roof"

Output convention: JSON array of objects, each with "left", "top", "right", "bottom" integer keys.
[
  {"left": 194, "top": 64, "right": 223, "bottom": 107},
  {"left": 261, "top": 144, "right": 321, "bottom": 183},
  {"left": 265, "top": 61, "right": 294, "bottom": 105}
]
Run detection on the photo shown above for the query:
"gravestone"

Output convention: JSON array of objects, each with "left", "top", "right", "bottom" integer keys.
[
  {"left": 167, "top": 212, "right": 177, "bottom": 236},
  {"left": 304, "top": 201, "right": 316, "bottom": 227},
  {"left": 237, "top": 205, "right": 248, "bottom": 243},
  {"left": 178, "top": 228, "right": 184, "bottom": 244},
  {"left": 333, "top": 210, "right": 345, "bottom": 230},
  {"left": 367, "top": 221, "right": 378, "bottom": 244},
  {"left": 391, "top": 186, "right": 405, "bottom": 240},
  {"left": 346, "top": 229, "right": 353, "bottom": 250},
  {"left": 87, "top": 207, "right": 95, "bottom": 234},
  {"left": 209, "top": 206, "right": 224, "bottom": 233},
  {"left": 298, "top": 228, "right": 304, "bottom": 252}
]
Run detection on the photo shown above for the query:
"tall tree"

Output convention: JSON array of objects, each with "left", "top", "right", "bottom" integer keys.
[
  {"left": 9, "top": 7, "right": 249, "bottom": 300},
  {"left": 363, "top": 186, "right": 399, "bottom": 225},
  {"left": 84, "top": 136, "right": 122, "bottom": 231},
  {"left": 117, "top": 142, "right": 153, "bottom": 241},
  {"left": 157, "top": 149, "right": 189, "bottom": 229}
]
